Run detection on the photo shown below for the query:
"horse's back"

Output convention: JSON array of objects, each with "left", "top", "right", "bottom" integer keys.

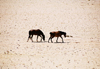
[
  {"left": 58, "top": 31, "right": 64, "bottom": 33},
  {"left": 50, "top": 31, "right": 61, "bottom": 37}
]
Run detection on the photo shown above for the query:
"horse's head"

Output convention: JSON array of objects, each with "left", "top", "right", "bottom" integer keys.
[
  {"left": 42, "top": 35, "right": 45, "bottom": 41},
  {"left": 64, "top": 32, "right": 66, "bottom": 37}
]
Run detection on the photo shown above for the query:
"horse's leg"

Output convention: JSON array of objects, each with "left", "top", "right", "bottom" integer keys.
[
  {"left": 40, "top": 35, "right": 42, "bottom": 42},
  {"left": 60, "top": 36, "right": 64, "bottom": 43},
  {"left": 56, "top": 37, "right": 59, "bottom": 43},
  {"left": 51, "top": 37, "right": 53, "bottom": 43},
  {"left": 48, "top": 36, "right": 54, "bottom": 43},
  {"left": 48, "top": 37, "right": 51, "bottom": 43},
  {"left": 27, "top": 35, "right": 32, "bottom": 42},
  {"left": 31, "top": 35, "right": 33, "bottom": 42},
  {"left": 37, "top": 35, "right": 38, "bottom": 42},
  {"left": 48, "top": 37, "right": 53, "bottom": 43},
  {"left": 27, "top": 35, "right": 30, "bottom": 42}
]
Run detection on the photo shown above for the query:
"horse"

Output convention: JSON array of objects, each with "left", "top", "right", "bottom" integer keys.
[
  {"left": 48, "top": 31, "right": 66, "bottom": 43},
  {"left": 27, "top": 29, "right": 45, "bottom": 42}
]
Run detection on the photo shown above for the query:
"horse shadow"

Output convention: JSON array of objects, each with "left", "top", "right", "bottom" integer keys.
[
  {"left": 53, "top": 42, "right": 66, "bottom": 43},
  {"left": 32, "top": 41, "right": 48, "bottom": 43},
  {"left": 30, "top": 41, "right": 66, "bottom": 43}
]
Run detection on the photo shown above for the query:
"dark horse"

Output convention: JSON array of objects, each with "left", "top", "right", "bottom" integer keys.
[
  {"left": 27, "top": 29, "right": 45, "bottom": 42},
  {"left": 48, "top": 31, "right": 66, "bottom": 43}
]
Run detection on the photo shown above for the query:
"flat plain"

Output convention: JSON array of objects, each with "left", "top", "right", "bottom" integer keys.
[{"left": 0, "top": 0, "right": 100, "bottom": 69}]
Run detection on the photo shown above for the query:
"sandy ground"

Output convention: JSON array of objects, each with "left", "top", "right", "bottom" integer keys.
[{"left": 0, "top": 0, "right": 100, "bottom": 69}]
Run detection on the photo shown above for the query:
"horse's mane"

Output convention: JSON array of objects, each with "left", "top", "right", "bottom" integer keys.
[{"left": 58, "top": 31, "right": 66, "bottom": 34}]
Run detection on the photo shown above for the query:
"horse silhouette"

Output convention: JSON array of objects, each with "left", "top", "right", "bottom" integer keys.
[
  {"left": 48, "top": 31, "right": 66, "bottom": 43},
  {"left": 27, "top": 29, "right": 45, "bottom": 42}
]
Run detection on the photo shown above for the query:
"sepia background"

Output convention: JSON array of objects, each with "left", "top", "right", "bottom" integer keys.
[{"left": 0, "top": 0, "right": 100, "bottom": 69}]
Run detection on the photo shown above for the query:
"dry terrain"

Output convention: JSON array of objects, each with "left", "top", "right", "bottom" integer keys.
[{"left": 0, "top": 0, "right": 100, "bottom": 69}]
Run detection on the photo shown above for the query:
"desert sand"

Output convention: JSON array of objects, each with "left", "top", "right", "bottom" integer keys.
[{"left": 0, "top": 0, "right": 100, "bottom": 69}]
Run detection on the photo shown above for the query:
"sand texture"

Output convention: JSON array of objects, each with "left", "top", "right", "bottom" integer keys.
[{"left": 0, "top": 0, "right": 100, "bottom": 69}]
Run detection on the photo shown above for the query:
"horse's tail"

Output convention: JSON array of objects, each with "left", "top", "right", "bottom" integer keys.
[
  {"left": 27, "top": 30, "right": 32, "bottom": 42},
  {"left": 39, "top": 30, "right": 45, "bottom": 41},
  {"left": 50, "top": 32, "right": 53, "bottom": 35},
  {"left": 29, "top": 30, "right": 32, "bottom": 36}
]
